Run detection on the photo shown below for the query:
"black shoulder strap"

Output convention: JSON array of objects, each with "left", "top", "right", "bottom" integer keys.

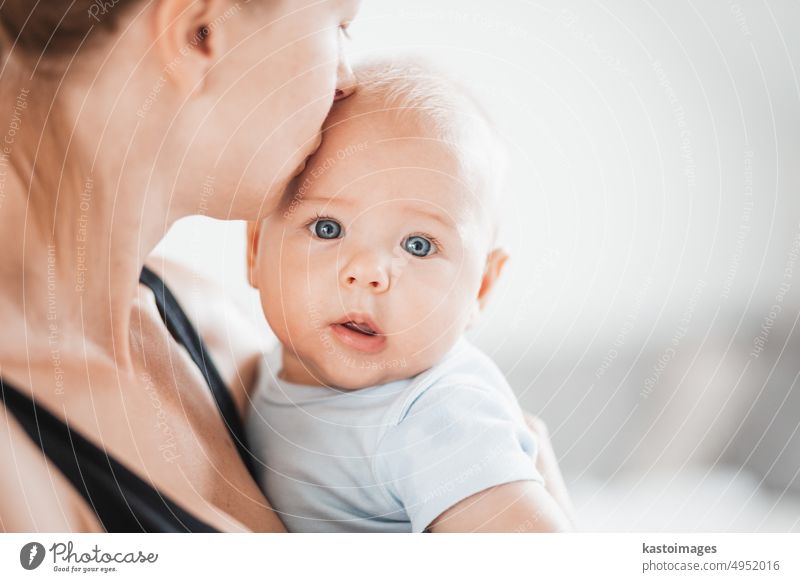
[
  {"left": 139, "top": 266, "right": 256, "bottom": 479},
  {"left": 0, "top": 378, "right": 216, "bottom": 532}
]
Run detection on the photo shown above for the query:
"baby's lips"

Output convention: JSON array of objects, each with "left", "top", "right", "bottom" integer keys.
[
  {"left": 333, "top": 312, "right": 384, "bottom": 336},
  {"left": 330, "top": 320, "right": 388, "bottom": 354},
  {"left": 343, "top": 321, "right": 378, "bottom": 335}
]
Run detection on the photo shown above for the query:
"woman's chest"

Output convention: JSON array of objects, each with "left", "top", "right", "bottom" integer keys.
[
  {"left": 116, "top": 304, "right": 275, "bottom": 529},
  {"left": 22, "top": 304, "right": 273, "bottom": 531}
]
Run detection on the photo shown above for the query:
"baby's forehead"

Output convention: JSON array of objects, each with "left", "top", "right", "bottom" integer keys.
[
  {"left": 292, "top": 59, "right": 503, "bottom": 228},
  {"left": 316, "top": 108, "right": 495, "bottom": 217},
  {"left": 328, "top": 94, "right": 498, "bottom": 193}
]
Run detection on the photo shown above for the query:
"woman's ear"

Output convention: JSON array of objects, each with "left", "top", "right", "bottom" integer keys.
[
  {"left": 153, "top": 0, "right": 228, "bottom": 96},
  {"left": 477, "top": 247, "right": 510, "bottom": 310},
  {"left": 246, "top": 220, "right": 261, "bottom": 289}
]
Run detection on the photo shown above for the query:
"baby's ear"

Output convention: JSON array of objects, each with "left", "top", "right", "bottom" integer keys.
[
  {"left": 246, "top": 220, "right": 262, "bottom": 289},
  {"left": 477, "top": 247, "right": 510, "bottom": 310}
]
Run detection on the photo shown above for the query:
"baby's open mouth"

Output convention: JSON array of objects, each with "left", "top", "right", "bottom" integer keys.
[
  {"left": 341, "top": 321, "right": 378, "bottom": 336},
  {"left": 330, "top": 315, "right": 386, "bottom": 354}
]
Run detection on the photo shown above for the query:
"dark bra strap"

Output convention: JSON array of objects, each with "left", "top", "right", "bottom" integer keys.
[
  {"left": 0, "top": 377, "right": 216, "bottom": 532},
  {"left": 139, "top": 266, "right": 256, "bottom": 480}
]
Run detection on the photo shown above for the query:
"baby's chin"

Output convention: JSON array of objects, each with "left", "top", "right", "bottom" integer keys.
[{"left": 316, "top": 356, "right": 420, "bottom": 391}]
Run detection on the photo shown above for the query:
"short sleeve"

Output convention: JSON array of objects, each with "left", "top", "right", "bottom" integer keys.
[{"left": 373, "top": 382, "right": 544, "bottom": 532}]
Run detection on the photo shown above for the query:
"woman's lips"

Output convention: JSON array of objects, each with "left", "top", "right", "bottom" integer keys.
[{"left": 330, "top": 323, "right": 387, "bottom": 354}]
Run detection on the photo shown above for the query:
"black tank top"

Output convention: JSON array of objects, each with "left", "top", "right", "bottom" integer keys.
[{"left": 0, "top": 266, "right": 257, "bottom": 532}]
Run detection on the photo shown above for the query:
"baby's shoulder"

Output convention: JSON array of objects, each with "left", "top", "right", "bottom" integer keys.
[{"left": 387, "top": 339, "right": 518, "bottom": 426}]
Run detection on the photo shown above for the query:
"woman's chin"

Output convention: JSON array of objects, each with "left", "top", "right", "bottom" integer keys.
[
  {"left": 290, "top": 157, "right": 309, "bottom": 178},
  {"left": 291, "top": 135, "right": 324, "bottom": 178}
]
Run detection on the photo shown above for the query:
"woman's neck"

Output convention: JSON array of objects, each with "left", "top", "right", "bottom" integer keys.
[{"left": 0, "top": 167, "right": 168, "bottom": 372}]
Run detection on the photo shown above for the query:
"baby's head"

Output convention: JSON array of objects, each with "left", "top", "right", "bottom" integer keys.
[{"left": 248, "top": 59, "right": 508, "bottom": 390}]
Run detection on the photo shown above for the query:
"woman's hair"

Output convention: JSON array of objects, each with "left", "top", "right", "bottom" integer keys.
[
  {"left": 0, "top": 1, "right": 134, "bottom": 59},
  {"left": 0, "top": 1, "right": 144, "bottom": 234}
]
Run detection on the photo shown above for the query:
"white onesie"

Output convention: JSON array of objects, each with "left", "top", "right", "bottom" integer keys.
[{"left": 245, "top": 337, "right": 543, "bottom": 532}]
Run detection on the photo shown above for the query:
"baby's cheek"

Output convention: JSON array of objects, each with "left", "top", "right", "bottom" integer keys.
[{"left": 420, "top": 289, "right": 474, "bottom": 351}]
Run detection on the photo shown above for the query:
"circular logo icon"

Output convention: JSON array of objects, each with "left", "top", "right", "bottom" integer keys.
[{"left": 20, "top": 542, "right": 46, "bottom": 570}]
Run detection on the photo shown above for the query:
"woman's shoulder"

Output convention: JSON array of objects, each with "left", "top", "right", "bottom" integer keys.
[
  {"left": 0, "top": 407, "right": 102, "bottom": 532},
  {"left": 140, "top": 256, "right": 270, "bottom": 418}
]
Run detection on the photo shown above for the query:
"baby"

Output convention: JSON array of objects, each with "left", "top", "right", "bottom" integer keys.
[{"left": 245, "top": 60, "right": 568, "bottom": 532}]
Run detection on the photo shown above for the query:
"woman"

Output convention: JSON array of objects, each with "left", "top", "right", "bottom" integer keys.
[{"left": 0, "top": 0, "right": 573, "bottom": 532}]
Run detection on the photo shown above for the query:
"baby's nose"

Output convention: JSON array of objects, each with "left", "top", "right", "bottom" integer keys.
[{"left": 340, "top": 252, "right": 390, "bottom": 293}]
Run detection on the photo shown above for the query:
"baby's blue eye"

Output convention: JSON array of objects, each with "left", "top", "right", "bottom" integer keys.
[
  {"left": 310, "top": 219, "right": 343, "bottom": 239},
  {"left": 403, "top": 235, "right": 436, "bottom": 257}
]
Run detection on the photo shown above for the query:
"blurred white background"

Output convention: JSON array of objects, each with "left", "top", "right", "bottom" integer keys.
[{"left": 153, "top": 0, "right": 800, "bottom": 531}]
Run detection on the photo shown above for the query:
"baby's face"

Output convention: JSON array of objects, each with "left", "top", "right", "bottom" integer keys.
[{"left": 249, "top": 108, "right": 500, "bottom": 389}]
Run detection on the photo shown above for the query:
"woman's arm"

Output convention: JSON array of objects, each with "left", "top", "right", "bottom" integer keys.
[{"left": 524, "top": 413, "right": 576, "bottom": 526}]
